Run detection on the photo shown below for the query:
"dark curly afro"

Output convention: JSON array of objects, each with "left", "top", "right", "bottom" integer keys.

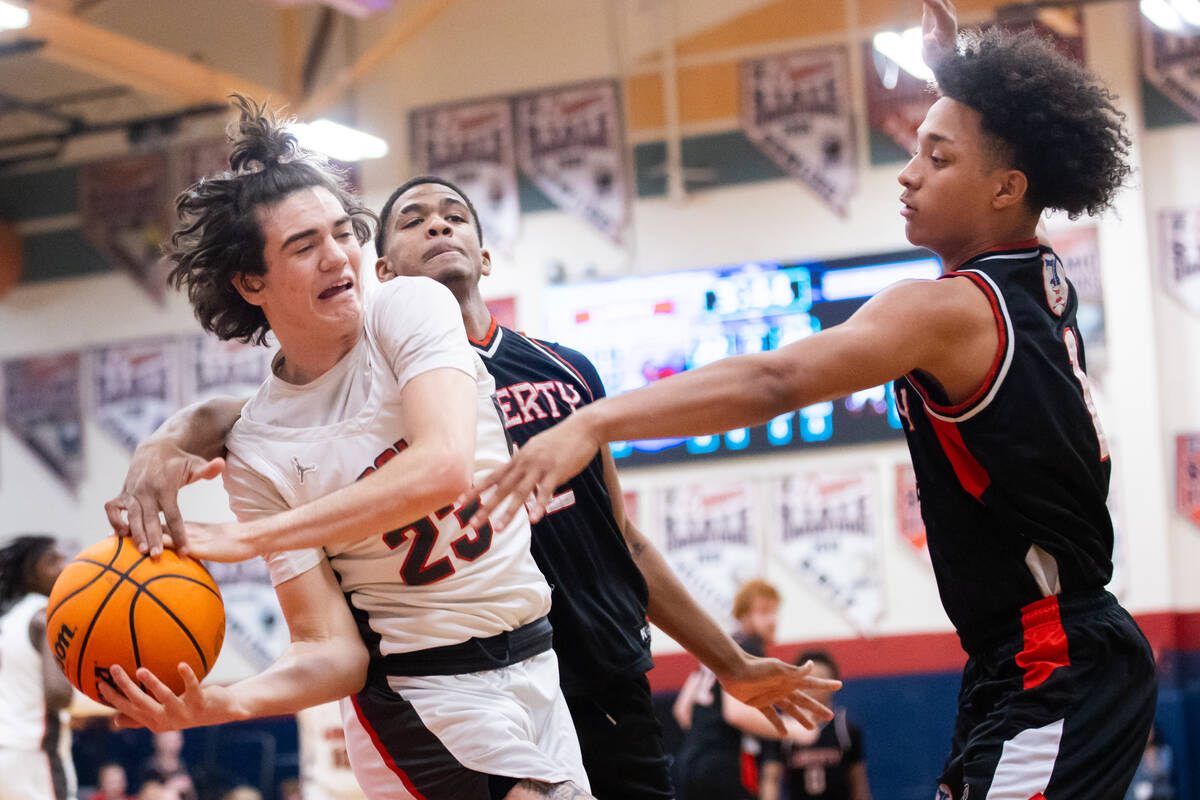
[{"left": 932, "top": 28, "right": 1131, "bottom": 219}]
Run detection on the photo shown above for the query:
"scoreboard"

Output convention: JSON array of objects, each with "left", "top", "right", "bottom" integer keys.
[{"left": 542, "top": 249, "right": 941, "bottom": 466}]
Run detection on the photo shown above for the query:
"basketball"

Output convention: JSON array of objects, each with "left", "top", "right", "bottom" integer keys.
[{"left": 45, "top": 537, "right": 225, "bottom": 705}]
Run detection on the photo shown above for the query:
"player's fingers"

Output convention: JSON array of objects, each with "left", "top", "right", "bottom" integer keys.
[
  {"left": 159, "top": 494, "right": 189, "bottom": 556},
  {"left": 108, "top": 665, "right": 157, "bottom": 708},
  {"left": 125, "top": 497, "right": 150, "bottom": 554},
  {"left": 177, "top": 662, "right": 201, "bottom": 695},
  {"left": 104, "top": 498, "right": 131, "bottom": 537},
  {"left": 756, "top": 705, "right": 787, "bottom": 737},
  {"left": 134, "top": 667, "right": 182, "bottom": 707},
  {"left": 190, "top": 456, "right": 225, "bottom": 484},
  {"left": 140, "top": 503, "right": 166, "bottom": 558},
  {"left": 777, "top": 698, "right": 818, "bottom": 730}
]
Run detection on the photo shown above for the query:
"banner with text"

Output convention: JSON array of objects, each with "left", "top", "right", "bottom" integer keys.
[
  {"left": 411, "top": 98, "right": 521, "bottom": 253},
  {"left": 1160, "top": 207, "right": 1200, "bottom": 316},
  {"left": 4, "top": 353, "right": 84, "bottom": 491},
  {"left": 655, "top": 482, "right": 762, "bottom": 626},
  {"left": 515, "top": 81, "right": 629, "bottom": 242},
  {"left": 895, "top": 462, "right": 928, "bottom": 562},
  {"left": 768, "top": 468, "right": 883, "bottom": 633},
  {"left": 1178, "top": 434, "right": 1200, "bottom": 530},
  {"left": 1054, "top": 225, "right": 1108, "bottom": 384},
  {"left": 183, "top": 335, "right": 274, "bottom": 403},
  {"left": 741, "top": 46, "right": 858, "bottom": 214},
  {"left": 89, "top": 339, "right": 181, "bottom": 453},
  {"left": 80, "top": 152, "right": 173, "bottom": 301},
  {"left": 1143, "top": 21, "right": 1200, "bottom": 123}
]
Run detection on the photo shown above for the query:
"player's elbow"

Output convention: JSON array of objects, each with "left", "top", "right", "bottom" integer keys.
[
  {"left": 423, "top": 448, "right": 474, "bottom": 503},
  {"left": 332, "top": 640, "right": 370, "bottom": 696}
]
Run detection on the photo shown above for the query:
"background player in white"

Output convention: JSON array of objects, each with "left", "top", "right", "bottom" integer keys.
[
  {"left": 0, "top": 534, "right": 77, "bottom": 800},
  {"left": 296, "top": 701, "right": 366, "bottom": 800},
  {"left": 100, "top": 96, "right": 592, "bottom": 800}
]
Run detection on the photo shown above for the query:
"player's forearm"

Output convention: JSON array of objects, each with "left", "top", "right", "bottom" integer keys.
[
  {"left": 759, "top": 762, "right": 782, "bottom": 800},
  {"left": 217, "top": 638, "right": 367, "bottom": 724},
  {"left": 242, "top": 442, "right": 473, "bottom": 554},
  {"left": 146, "top": 396, "right": 246, "bottom": 460},
  {"left": 582, "top": 351, "right": 800, "bottom": 445},
  {"left": 631, "top": 527, "right": 750, "bottom": 679}
]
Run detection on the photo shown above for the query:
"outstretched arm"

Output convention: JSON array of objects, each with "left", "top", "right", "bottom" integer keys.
[
  {"left": 105, "top": 395, "right": 245, "bottom": 556},
  {"left": 603, "top": 453, "right": 836, "bottom": 733},
  {"left": 467, "top": 276, "right": 996, "bottom": 531},
  {"left": 99, "top": 558, "right": 368, "bottom": 731},
  {"left": 922, "top": 0, "right": 959, "bottom": 70}
]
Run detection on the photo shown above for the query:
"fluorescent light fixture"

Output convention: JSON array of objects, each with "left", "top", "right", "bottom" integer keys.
[
  {"left": 1141, "top": 0, "right": 1185, "bottom": 31},
  {"left": 1171, "top": 0, "right": 1200, "bottom": 27},
  {"left": 291, "top": 119, "right": 388, "bottom": 162},
  {"left": 873, "top": 26, "right": 934, "bottom": 82},
  {"left": 0, "top": 1, "right": 31, "bottom": 31}
]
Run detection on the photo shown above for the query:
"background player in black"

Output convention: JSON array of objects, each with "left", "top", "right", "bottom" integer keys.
[
  {"left": 672, "top": 580, "right": 781, "bottom": 800},
  {"left": 469, "top": 2, "right": 1156, "bottom": 797},
  {"left": 106, "top": 177, "right": 838, "bottom": 800},
  {"left": 761, "top": 652, "right": 870, "bottom": 800}
]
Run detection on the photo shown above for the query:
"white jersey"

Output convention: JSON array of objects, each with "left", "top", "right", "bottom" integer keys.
[
  {"left": 0, "top": 593, "right": 76, "bottom": 800},
  {"left": 297, "top": 701, "right": 365, "bottom": 800},
  {"left": 224, "top": 276, "right": 551, "bottom": 655}
]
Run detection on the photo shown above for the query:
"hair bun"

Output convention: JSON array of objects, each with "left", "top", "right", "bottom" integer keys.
[{"left": 227, "top": 94, "right": 300, "bottom": 173}]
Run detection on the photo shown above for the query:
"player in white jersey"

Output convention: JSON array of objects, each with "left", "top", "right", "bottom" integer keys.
[
  {"left": 0, "top": 535, "right": 77, "bottom": 800},
  {"left": 296, "top": 702, "right": 365, "bottom": 800},
  {"left": 98, "top": 96, "right": 591, "bottom": 800}
]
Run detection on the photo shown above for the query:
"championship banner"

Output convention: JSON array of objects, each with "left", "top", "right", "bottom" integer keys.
[
  {"left": 205, "top": 561, "right": 289, "bottom": 671},
  {"left": 862, "top": 41, "right": 934, "bottom": 160},
  {"left": 89, "top": 339, "right": 181, "bottom": 453},
  {"left": 411, "top": 98, "right": 521, "bottom": 252},
  {"left": 3, "top": 353, "right": 83, "bottom": 491},
  {"left": 514, "top": 81, "right": 629, "bottom": 242},
  {"left": 655, "top": 482, "right": 762, "bottom": 626},
  {"left": 895, "top": 462, "right": 928, "bottom": 560},
  {"left": 1142, "top": 21, "right": 1200, "bottom": 123},
  {"left": 768, "top": 468, "right": 883, "bottom": 633},
  {"left": 1178, "top": 434, "right": 1200, "bottom": 529},
  {"left": 1053, "top": 225, "right": 1108, "bottom": 384},
  {"left": 740, "top": 46, "right": 857, "bottom": 215},
  {"left": 79, "top": 152, "right": 173, "bottom": 301},
  {"left": 1159, "top": 208, "right": 1200, "bottom": 316},
  {"left": 182, "top": 335, "right": 273, "bottom": 403}
]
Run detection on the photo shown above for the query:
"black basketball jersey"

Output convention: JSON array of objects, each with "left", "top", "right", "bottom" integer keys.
[
  {"left": 894, "top": 241, "right": 1113, "bottom": 652},
  {"left": 470, "top": 320, "right": 653, "bottom": 694},
  {"left": 782, "top": 709, "right": 864, "bottom": 800}
]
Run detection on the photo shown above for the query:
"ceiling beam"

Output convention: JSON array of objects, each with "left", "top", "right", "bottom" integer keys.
[
  {"left": 7, "top": 1, "right": 285, "bottom": 108},
  {"left": 299, "top": 0, "right": 457, "bottom": 115}
]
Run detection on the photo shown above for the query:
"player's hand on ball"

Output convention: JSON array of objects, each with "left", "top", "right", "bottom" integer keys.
[
  {"left": 99, "top": 663, "right": 236, "bottom": 733},
  {"left": 105, "top": 439, "right": 225, "bottom": 557}
]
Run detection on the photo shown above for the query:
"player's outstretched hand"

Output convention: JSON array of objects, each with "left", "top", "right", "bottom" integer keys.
[
  {"left": 463, "top": 411, "right": 603, "bottom": 531},
  {"left": 719, "top": 656, "right": 841, "bottom": 736},
  {"left": 922, "top": 0, "right": 959, "bottom": 70},
  {"left": 178, "top": 521, "right": 259, "bottom": 563},
  {"left": 98, "top": 663, "right": 237, "bottom": 733},
  {"left": 105, "top": 439, "right": 225, "bottom": 558}
]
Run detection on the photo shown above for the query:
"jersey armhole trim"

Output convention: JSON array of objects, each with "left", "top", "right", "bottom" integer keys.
[{"left": 906, "top": 269, "right": 1014, "bottom": 423}]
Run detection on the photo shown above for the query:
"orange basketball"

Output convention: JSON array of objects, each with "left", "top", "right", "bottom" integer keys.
[{"left": 45, "top": 537, "right": 225, "bottom": 705}]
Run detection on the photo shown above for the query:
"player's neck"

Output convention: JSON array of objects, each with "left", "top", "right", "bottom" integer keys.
[
  {"left": 938, "top": 217, "right": 1039, "bottom": 271},
  {"left": 460, "top": 292, "right": 494, "bottom": 341},
  {"left": 274, "top": 328, "right": 361, "bottom": 385}
]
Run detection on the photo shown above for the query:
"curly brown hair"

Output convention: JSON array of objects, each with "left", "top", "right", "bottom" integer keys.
[
  {"left": 932, "top": 28, "right": 1131, "bottom": 219},
  {"left": 166, "top": 95, "right": 376, "bottom": 344}
]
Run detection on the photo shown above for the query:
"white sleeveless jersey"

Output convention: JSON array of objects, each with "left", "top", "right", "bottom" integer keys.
[
  {"left": 0, "top": 593, "right": 50, "bottom": 749},
  {"left": 224, "top": 276, "right": 551, "bottom": 654}
]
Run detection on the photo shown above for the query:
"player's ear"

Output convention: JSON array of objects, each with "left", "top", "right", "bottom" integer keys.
[
  {"left": 232, "top": 273, "right": 266, "bottom": 306},
  {"left": 480, "top": 249, "right": 492, "bottom": 277},
  {"left": 376, "top": 257, "right": 397, "bottom": 282},
  {"left": 992, "top": 168, "right": 1029, "bottom": 211}
]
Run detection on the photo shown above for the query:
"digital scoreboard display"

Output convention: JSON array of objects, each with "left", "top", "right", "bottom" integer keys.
[{"left": 543, "top": 249, "right": 942, "bottom": 466}]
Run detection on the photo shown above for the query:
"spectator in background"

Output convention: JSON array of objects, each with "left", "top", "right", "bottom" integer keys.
[
  {"left": 1123, "top": 725, "right": 1174, "bottom": 800},
  {"left": 0, "top": 534, "right": 77, "bottom": 800},
  {"left": 137, "top": 780, "right": 181, "bottom": 800},
  {"left": 761, "top": 652, "right": 871, "bottom": 800},
  {"left": 90, "top": 763, "right": 134, "bottom": 800},
  {"left": 220, "top": 788, "right": 262, "bottom": 800},
  {"left": 139, "top": 731, "right": 194, "bottom": 800},
  {"left": 673, "top": 579, "right": 783, "bottom": 800}
]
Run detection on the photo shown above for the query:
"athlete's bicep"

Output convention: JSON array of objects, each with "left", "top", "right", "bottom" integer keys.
[{"left": 398, "top": 366, "right": 477, "bottom": 463}]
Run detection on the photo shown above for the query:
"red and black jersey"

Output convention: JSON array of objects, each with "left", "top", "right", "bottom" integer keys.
[
  {"left": 894, "top": 240, "right": 1113, "bottom": 653},
  {"left": 470, "top": 319, "right": 653, "bottom": 695}
]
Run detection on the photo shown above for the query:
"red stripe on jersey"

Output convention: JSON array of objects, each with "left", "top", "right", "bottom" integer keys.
[
  {"left": 468, "top": 316, "right": 499, "bottom": 348},
  {"left": 927, "top": 415, "right": 991, "bottom": 500},
  {"left": 525, "top": 337, "right": 596, "bottom": 403},
  {"left": 740, "top": 750, "right": 759, "bottom": 794},
  {"left": 350, "top": 694, "right": 430, "bottom": 800},
  {"left": 1015, "top": 595, "right": 1070, "bottom": 691},
  {"left": 1030, "top": 794, "right": 1048, "bottom": 800},
  {"left": 908, "top": 271, "right": 1008, "bottom": 417}
]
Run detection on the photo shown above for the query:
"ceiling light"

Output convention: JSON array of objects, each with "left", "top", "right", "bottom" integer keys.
[
  {"left": 291, "top": 119, "right": 388, "bottom": 162},
  {"left": 0, "top": 1, "right": 31, "bottom": 32},
  {"left": 1170, "top": 0, "right": 1200, "bottom": 27},
  {"left": 1141, "top": 0, "right": 1186, "bottom": 31},
  {"left": 873, "top": 27, "right": 934, "bottom": 82}
]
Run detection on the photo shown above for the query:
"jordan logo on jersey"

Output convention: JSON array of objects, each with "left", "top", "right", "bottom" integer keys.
[{"left": 292, "top": 456, "right": 317, "bottom": 484}]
